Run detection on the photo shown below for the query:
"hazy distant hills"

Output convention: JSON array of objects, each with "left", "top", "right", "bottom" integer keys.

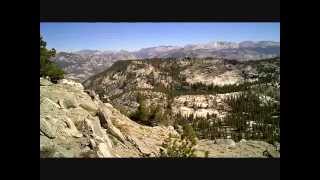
[
  {"left": 51, "top": 41, "right": 280, "bottom": 82},
  {"left": 52, "top": 50, "right": 137, "bottom": 82},
  {"left": 133, "top": 41, "right": 279, "bottom": 59}
]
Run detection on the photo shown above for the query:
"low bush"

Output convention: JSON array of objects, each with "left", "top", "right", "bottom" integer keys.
[{"left": 159, "top": 133, "right": 196, "bottom": 158}]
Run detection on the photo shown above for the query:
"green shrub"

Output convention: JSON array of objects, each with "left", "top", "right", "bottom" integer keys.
[
  {"left": 159, "top": 124, "right": 197, "bottom": 158},
  {"left": 181, "top": 123, "right": 197, "bottom": 144},
  {"left": 130, "top": 97, "right": 151, "bottom": 125},
  {"left": 130, "top": 94, "right": 165, "bottom": 126},
  {"left": 159, "top": 133, "right": 196, "bottom": 158},
  {"left": 40, "top": 35, "right": 64, "bottom": 83}
]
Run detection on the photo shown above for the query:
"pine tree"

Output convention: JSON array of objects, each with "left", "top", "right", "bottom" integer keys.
[
  {"left": 182, "top": 123, "right": 197, "bottom": 145},
  {"left": 130, "top": 93, "right": 152, "bottom": 125},
  {"left": 40, "top": 35, "right": 64, "bottom": 83}
]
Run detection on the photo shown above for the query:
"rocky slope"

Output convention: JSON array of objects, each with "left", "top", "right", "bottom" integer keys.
[
  {"left": 83, "top": 57, "right": 280, "bottom": 117},
  {"left": 40, "top": 78, "right": 178, "bottom": 158},
  {"left": 52, "top": 41, "right": 279, "bottom": 81},
  {"left": 40, "top": 78, "right": 279, "bottom": 158}
]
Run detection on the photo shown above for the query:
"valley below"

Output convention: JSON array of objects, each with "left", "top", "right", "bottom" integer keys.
[{"left": 40, "top": 57, "right": 280, "bottom": 158}]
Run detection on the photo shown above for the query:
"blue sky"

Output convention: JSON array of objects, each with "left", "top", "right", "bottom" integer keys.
[{"left": 40, "top": 23, "right": 280, "bottom": 52}]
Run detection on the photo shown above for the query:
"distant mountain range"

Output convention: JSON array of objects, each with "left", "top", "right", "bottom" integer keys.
[{"left": 51, "top": 41, "right": 280, "bottom": 82}]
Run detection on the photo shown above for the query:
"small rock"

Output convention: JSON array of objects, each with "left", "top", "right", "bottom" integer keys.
[
  {"left": 168, "top": 126, "right": 175, "bottom": 131},
  {"left": 40, "top": 78, "right": 52, "bottom": 86},
  {"left": 239, "top": 139, "right": 247, "bottom": 143},
  {"left": 58, "top": 79, "right": 84, "bottom": 90},
  {"left": 41, "top": 97, "right": 61, "bottom": 110},
  {"left": 96, "top": 143, "right": 113, "bottom": 158},
  {"left": 98, "top": 108, "right": 126, "bottom": 143},
  {"left": 61, "top": 98, "right": 78, "bottom": 109},
  {"left": 89, "top": 139, "right": 97, "bottom": 149},
  {"left": 79, "top": 103, "right": 98, "bottom": 116},
  {"left": 40, "top": 118, "right": 56, "bottom": 139},
  {"left": 80, "top": 138, "right": 90, "bottom": 149},
  {"left": 85, "top": 89, "right": 97, "bottom": 100},
  {"left": 82, "top": 146, "right": 91, "bottom": 152},
  {"left": 57, "top": 99, "right": 64, "bottom": 109},
  {"left": 215, "top": 139, "right": 236, "bottom": 147},
  {"left": 72, "top": 133, "right": 83, "bottom": 138}
]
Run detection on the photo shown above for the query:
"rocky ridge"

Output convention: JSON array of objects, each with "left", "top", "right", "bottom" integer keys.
[
  {"left": 83, "top": 58, "right": 279, "bottom": 117},
  {"left": 52, "top": 41, "right": 279, "bottom": 81}
]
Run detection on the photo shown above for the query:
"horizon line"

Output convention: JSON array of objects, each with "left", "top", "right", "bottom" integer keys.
[{"left": 55, "top": 40, "right": 280, "bottom": 53}]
